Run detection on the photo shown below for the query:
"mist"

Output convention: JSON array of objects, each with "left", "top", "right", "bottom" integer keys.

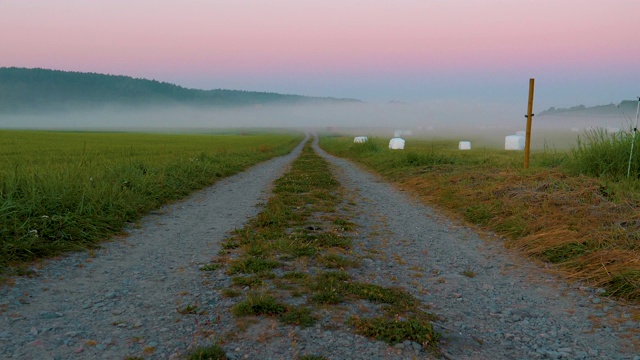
[{"left": 1, "top": 100, "right": 630, "bottom": 150}]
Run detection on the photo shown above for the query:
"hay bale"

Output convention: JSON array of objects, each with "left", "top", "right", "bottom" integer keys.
[
  {"left": 388, "top": 137, "right": 405, "bottom": 150},
  {"left": 505, "top": 135, "right": 525, "bottom": 150}
]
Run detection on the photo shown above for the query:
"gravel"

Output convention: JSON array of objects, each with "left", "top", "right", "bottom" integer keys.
[{"left": 1, "top": 134, "right": 639, "bottom": 359}]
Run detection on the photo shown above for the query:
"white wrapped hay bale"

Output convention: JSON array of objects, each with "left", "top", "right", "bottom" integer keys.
[
  {"left": 505, "top": 135, "right": 525, "bottom": 150},
  {"left": 388, "top": 137, "right": 405, "bottom": 150},
  {"left": 458, "top": 141, "right": 471, "bottom": 150},
  {"left": 353, "top": 136, "right": 368, "bottom": 143}
]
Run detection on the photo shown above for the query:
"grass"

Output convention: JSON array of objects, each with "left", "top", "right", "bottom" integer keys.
[
  {"left": 231, "top": 292, "right": 287, "bottom": 316},
  {"left": 571, "top": 126, "right": 640, "bottom": 179},
  {"left": 184, "top": 345, "right": 227, "bottom": 360},
  {"left": 202, "top": 140, "right": 440, "bottom": 354},
  {"left": 348, "top": 315, "right": 438, "bottom": 346},
  {"left": 320, "top": 133, "right": 640, "bottom": 301},
  {"left": 0, "top": 130, "right": 302, "bottom": 274}
]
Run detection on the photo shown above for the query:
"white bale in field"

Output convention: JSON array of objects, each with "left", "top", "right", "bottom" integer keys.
[
  {"left": 389, "top": 137, "right": 405, "bottom": 150},
  {"left": 353, "top": 136, "right": 368, "bottom": 143},
  {"left": 571, "top": 127, "right": 580, "bottom": 132},
  {"left": 515, "top": 130, "right": 526, "bottom": 137},
  {"left": 458, "top": 141, "right": 471, "bottom": 150},
  {"left": 505, "top": 135, "right": 525, "bottom": 150}
]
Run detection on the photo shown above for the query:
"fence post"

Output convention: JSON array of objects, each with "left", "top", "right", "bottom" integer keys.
[{"left": 524, "top": 78, "right": 535, "bottom": 169}]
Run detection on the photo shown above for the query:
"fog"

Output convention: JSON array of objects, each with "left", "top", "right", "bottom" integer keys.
[{"left": 1, "top": 101, "right": 632, "bottom": 150}]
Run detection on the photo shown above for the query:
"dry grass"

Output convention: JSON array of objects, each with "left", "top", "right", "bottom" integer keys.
[{"left": 400, "top": 168, "right": 640, "bottom": 300}]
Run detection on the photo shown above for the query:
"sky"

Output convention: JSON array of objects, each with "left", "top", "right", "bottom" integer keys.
[{"left": 1, "top": 0, "right": 639, "bottom": 112}]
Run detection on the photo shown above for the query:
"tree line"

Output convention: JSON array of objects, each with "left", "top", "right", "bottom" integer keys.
[{"left": 0, "top": 67, "right": 358, "bottom": 114}]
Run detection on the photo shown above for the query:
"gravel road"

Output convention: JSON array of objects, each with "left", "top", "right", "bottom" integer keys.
[{"left": 1, "top": 134, "right": 639, "bottom": 359}]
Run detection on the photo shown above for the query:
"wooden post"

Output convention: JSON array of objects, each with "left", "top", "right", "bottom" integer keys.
[{"left": 524, "top": 78, "right": 535, "bottom": 169}]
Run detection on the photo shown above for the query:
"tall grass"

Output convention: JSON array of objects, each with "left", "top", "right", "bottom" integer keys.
[
  {"left": 0, "top": 130, "right": 302, "bottom": 270},
  {"left": 571, "top": 127, "right": 640, "bottom": 179}
]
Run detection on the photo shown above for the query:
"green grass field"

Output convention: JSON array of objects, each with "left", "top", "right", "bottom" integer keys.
[{"left": 0, "top": 130, "right": 302, "bottom": 272}]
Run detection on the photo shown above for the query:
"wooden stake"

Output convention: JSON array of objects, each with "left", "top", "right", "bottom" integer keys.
[{"left": 524, "top": 78, "right": 535, "bottom": 169}]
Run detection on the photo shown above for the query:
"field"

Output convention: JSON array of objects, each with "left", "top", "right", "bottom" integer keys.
[
  {"left": 319, "top": 135, "right": 640, "bottom": 301},
  {"left": 0, "top": 130, "right": 302, "bottom": 273}
]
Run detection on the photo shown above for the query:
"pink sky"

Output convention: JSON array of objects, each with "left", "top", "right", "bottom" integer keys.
[{"left": 1, "top": 0, "right": 639, "bottom": 107}]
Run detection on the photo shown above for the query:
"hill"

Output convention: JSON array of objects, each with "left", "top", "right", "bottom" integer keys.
[
  {"left": 539, "top": 100, "right": 639, "bottom": 118},
  {"left": 0, "top": 67, "right": 360, "bottom": 114}
]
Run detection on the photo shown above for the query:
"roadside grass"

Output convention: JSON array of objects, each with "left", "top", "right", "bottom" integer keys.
[
  {"left": 201, "top": 141, "right": 440, "bottom": 357},
  {"left": 320, "top": 134, "right": 640, "bottom": 301},
  {"left": 0, "top": 130, "right": 302, "bottom": 276}
]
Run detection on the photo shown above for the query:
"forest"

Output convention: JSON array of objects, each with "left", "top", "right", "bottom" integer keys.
[{"left": 0, "top": 67, "right": 359, "bottom": 114}]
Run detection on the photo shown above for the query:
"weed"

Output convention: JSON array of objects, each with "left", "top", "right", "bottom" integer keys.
[
  {"left": 461, "top": 270, "right": 477, "bottom": 278},
  {"left": 184, "top": 344, "right": 227, "bottom": 360},
  {"left": 200, "top": 263, "right": 222, "bottom": 272},
  {"left": 278, "top": 306, "right": 317, "bottom": 327},
  {"left": 348, "top": 315, "right": 439, "bottom": 347},
  {"left": 281, "top": 271, "right": 310, "bottom": 281},
  {"left": 317, "top": 253, "right": 354, "bottom": 269},
  {"left": 347, "top": 283, "right": 417, "bottom": 311},
  {"left": 221, "top": 289, "right": 241, "bottom": 298},
  {"left": 333, "top": 218, "right": 357, "bottom": 231},
  {"left": 177, "top": 304, "right": 201, "bottom": 315},
  {"left": 231, "top": 293, "right": 287, "bottom": 317},
  {"left": 315, "top": 233, "right": 352, "bottom": 249},
  {"left": 231, "top": 276, "right": 263, "bottom": 288},
  {"left": 227, "top": 257, "right": 281, "bottom": 275}
]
